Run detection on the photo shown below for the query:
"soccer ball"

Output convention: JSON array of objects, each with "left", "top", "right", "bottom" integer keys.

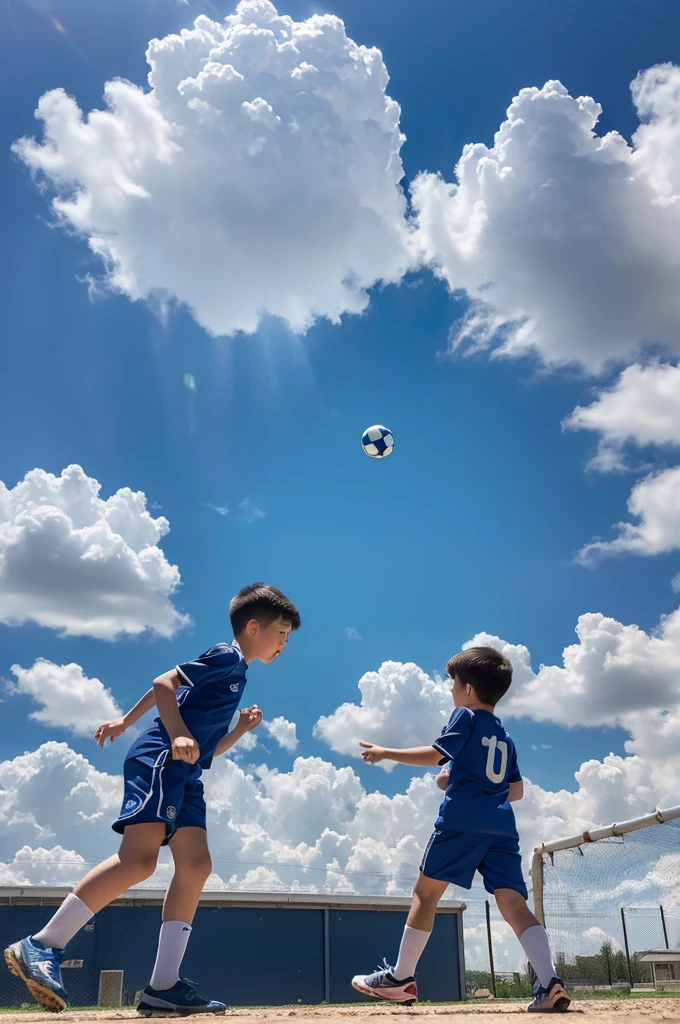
[{"left": 361, "top": 424, "right": 394, "bottom": 459}]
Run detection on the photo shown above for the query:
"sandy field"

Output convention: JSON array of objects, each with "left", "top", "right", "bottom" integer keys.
[{"left": 2, "top": 1002, "right": 680, "bottom": 1023}]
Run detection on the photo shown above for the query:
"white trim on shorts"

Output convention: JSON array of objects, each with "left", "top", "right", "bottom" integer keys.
[
  {"left": 420, "top": 828, "right": 441, "bottom": 873},
  {"left": 156, "top": 760, "right": 167, "bottom": 818},
  {"left": 117, "top": 748, "right": 170, "bottom": 822}
]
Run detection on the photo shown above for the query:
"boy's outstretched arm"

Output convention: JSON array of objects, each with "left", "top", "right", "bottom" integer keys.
[
  {"left": 360, "top": 741, "right": 442, "bottom": 767},
  {"left": 94, "top": 669, "right": 182, "bottom": 747},
  {"left": 214, "top": 706, "right": 263, "bottom": 757}
]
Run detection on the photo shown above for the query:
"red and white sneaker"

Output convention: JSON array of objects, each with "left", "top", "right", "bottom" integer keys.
[{"left": 352, "top": 960, "right": 418, "bottom": 1005}]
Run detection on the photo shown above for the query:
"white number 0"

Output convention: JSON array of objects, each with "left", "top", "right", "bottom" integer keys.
[{"left": 482, "top": 736, "right": 508, "bottom": 783}]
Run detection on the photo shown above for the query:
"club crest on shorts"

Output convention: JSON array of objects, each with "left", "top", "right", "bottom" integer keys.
[
  {"left": 124, "top": 794, "right": 142, "bottom": 813},
  {"left": 166, "top": 806, "right": 177, "bottom": 820},
  {"left": 230, "top": 683, "right": 239, "bottom": 692}
]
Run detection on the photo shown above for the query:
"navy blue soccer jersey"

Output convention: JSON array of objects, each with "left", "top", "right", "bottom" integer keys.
[
  {"left": 126, "top": 642, "right": 247, "bottom": 770},
  {"left": 433, "top": 707, "right": 521, "bottom": 836}
]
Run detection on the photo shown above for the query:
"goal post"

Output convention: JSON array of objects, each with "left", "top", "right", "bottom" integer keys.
[
  {"left": 531, "top": 804, "right": 680, "bottom": 988},
  {"left": 532, "top": 805, "right": 680, "bottom": 929}
]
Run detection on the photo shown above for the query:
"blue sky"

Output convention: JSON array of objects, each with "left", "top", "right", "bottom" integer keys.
[{"left": 2, "top": 0, "right": 680, "bottom": 900}]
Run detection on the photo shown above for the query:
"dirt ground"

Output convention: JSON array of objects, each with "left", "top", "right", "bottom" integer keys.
[{"left": 2, "top": 1003, "right": 680, "bottom": 1024}]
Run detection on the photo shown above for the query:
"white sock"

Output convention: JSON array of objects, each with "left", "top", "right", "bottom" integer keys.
[
  {"left": 33, "top": 893, "right": 94, "bottom": 950},
  {"left": 519, "top": 924, "right": 557, "bottom": 988},
  {"left": 149, "top": 921, "right": 192, "bottom": 991},
  {"left": 393, "top": 925, "right": 431, "bottom": 981}
]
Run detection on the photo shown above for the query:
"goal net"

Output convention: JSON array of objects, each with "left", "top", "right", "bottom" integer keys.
[{"left": 531, "top": 806, "right": 680, "bottom": 987}]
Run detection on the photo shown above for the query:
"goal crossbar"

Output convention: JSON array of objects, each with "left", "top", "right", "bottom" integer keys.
[{"left": 531, "top": 804, "right": 680, "bottom": 926}]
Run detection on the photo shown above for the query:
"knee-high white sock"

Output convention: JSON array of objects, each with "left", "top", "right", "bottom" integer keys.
[
  {"left": 149, "top": 921, "right": 192, "bottom": 991},
  {"left": 393, "top": 925, "right": 431, "bottom": 980},
  {"left": 519, "top": 925, "right": 557, "bottom": 988},
  {"left": 33, "top": 893, "right": 94, "bottom": 950}
]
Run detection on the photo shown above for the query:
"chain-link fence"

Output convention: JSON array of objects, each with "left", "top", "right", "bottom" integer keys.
[
  {"left": 464, "top": 896, "right": 680, "bottom": 997},
  {"left": 542, "top": 904, "right": 680, "bottom": 991}
]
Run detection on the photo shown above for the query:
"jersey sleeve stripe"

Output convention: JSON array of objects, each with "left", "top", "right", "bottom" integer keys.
[
  {"left": 433, "top": 741, "right": 451, "bottom": 764},
  {"left": 175, "top": 664, "right": 194, "bottom": 687}
]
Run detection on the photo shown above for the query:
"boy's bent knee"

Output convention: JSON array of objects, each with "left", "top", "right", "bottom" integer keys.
[
  {"left": 118, "top": 833, "right": 162, "bottom": 880},
  {"left": 494, "top": 888, "right": 538, "bottom": 930},
  {"left": 177, "top": 853, "right": 212, "bottom": 881},
  {"left": 414, "top": 873, "right": 448, "bottom": 902},
  {"left": 494, "top": 887, "right": 527, "bottom": 908},
  {"left": 122, "top": 851, "right": 159, "bottom": 880},
  {"left": 193, "top": 854, "right": 213, "bottom": 881}
]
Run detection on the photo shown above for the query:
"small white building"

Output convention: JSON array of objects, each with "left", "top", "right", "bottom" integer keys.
[{"left": 639, "top": 950, "right": 680, "bottom": 990}]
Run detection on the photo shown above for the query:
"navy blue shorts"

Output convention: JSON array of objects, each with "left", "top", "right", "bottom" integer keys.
[
  {"left": 112, "top": 752, "right": 206, "bottom": 845},
  {"left": 420, "top": 828, "right": 528, "bottom": 898}
]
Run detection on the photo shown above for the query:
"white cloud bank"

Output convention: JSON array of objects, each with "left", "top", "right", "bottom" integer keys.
[
  {"left": 412, "top": 67, "right": 680, "bottom": 373},
  {"left": 18, "top": 2, "right": 680, "bottom": 379},
  {"left": 471, "top": 616, "right": 680, "bottom": 730},
  {"left": 0, "top": 465, "right": 189, "bottom": 639},
  {"left": 576, "top": 466, "right": 680, "bottom": 563},
  {"left": 8, "top": 660, "right": 121, "bottom": 737},
  {"left": 13, "top": 0, "right": 413, "bottom": 337},
  {"left": 314, "top": 661, "right": 452, "bottom": 770},
  {"left": 565, "top": 363, "right": 680, "bottom": 472}
]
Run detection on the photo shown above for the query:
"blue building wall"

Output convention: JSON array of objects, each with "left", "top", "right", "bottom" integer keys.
[{"left": 0, "top": 903, "right": 464, "bottom": 1006}]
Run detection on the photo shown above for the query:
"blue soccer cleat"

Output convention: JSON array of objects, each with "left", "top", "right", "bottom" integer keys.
[
  {"left": 4, "top": 936, "right": 68, "bottom": 1013},
  {"left": 527, "top": 976, "right": 571, "bottom": 1013},
  {"left": 137, "top": 978, "right": 227, "bottom": 1016}
]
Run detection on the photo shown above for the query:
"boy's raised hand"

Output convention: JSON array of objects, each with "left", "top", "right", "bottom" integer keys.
[
  {"left": 239, "top": 705, "right": 263, "bottom": 732},
  {"left": 94, "top": 717, "right": 127, "bottom": 747},
  {"left": 360, "top": 741, "right": 387, "bottom": 764}
]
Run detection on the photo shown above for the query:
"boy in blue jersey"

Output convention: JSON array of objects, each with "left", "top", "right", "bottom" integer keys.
[
  {"left": 4, "top": 583, "right": 300, "bottom": 1016},
  {"left": 352, "top": 646, "right": 570, "bottom": 1014}
]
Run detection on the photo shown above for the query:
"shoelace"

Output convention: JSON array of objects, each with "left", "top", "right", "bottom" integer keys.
[
  {"left": 181, "top": 979, "right": 203, "bottom": 1000},
  {"left": 369, "top": 958, "right": 394, "bottom": 983}
]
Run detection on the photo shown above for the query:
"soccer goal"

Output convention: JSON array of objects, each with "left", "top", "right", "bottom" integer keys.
[{"left": 531, "top": 805, "right": 680, "bottom": 990}]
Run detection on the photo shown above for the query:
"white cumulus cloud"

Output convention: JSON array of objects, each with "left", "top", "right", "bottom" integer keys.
[
  {"left": 234, "top": 729, "right": 258, "bottom": 752},
  {"left": 313, "top": 660, "right": 452, "bottom": 770},
  {"left": 0, "top": 465, "right": 189, "bottom": 639},
  {"left": 469, "top": 615, "right": 680, "bottom": 729},
  {"left": 3, "top": 846, "right": 89, "bottom": 887},
  {"left": 13, "top": 0, "right": 414, "bottom": 337},
  {"left": 8, "top": 659, "right": 121, "bottom": 737},
  {"left": 564, "top": 362, "right": 680, "bottom": 472},
  {"left": 263, "top": 716, "right": 298, "bottom": 751},
  {"left": 0, "top": 742, "right": 122, "bottom": 863},
  {"left": 412, "top": 67, "right": 680, "bottom": 373},
  {"left": 576, "top": 466, "right": 680, "bottom": 563}
]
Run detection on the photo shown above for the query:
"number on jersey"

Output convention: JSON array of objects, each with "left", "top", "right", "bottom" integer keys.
[{"left": 481, "top": 735, "right": 508, "bottom": 783}]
